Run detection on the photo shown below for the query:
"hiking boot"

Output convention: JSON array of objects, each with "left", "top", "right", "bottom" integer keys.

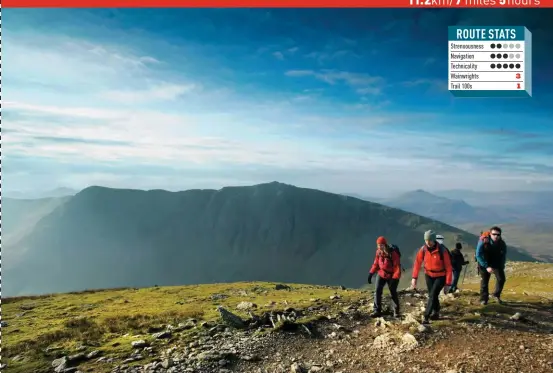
[
  {"left": 480, "top": 300, "right": 488, "bottom": 306},
  {"left": 430, "top": 313, "right": 440, "bottom": 320},
  {"left": 492, "top": 295, "right": 504, "bottom": 304},
  {"left": 392, "top": 310, "right": 400, "bottom": 318},
  {"left": 370, "top": 311, "right": 382, "bottom": 318},
  {"left": 422, "top": 317, "right": 430, "bottom": 325}
]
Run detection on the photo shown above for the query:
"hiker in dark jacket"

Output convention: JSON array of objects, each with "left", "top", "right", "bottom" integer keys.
[
  {"left": 368, "top": 236, "right": 401, "bottom": 318},
  {"left": 450, "top": 242, "right": 469, "bottom": 293},
  {"left": 476, "top": 226, "right": 507, "bottom": 305}
]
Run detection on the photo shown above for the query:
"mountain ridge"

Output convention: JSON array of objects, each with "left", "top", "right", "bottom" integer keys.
[{"left": 4, "top": 182, "right": 536, "bottom": 297}]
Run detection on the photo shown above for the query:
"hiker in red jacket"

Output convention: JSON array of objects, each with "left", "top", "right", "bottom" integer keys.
[
  {"left": 368, "top": 236, "right": 401, "bottom": 318},
  {"left": 411, "top": 230, "right": 453, "bottom": 324}
]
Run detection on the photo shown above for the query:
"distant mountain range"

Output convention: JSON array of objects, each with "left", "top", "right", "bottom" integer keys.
[
  {"left": 383, "top": 189, "right": 553, "bottom": 262},
  {"left": 4, "top": 187, "right": 78, "bottom": 199},
  {"left": 434, "top": 189, "right": 553, "bottom": 223},
  {"left": 2, "top": 182, "right": 536, "bottom": 297}
]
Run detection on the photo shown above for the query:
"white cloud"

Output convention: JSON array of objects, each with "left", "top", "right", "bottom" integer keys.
[
  {"left": 102, "top": 83, "right": 197, "bottom": 104},
  {"left": 4, "top": 30, "right": 552, "bottom": 194},
  {"left": 285, "top": 69, "right": 383, "bottom": 94},
  {"left": 272, "top": 51, "right": 284, "bottom": 60}
]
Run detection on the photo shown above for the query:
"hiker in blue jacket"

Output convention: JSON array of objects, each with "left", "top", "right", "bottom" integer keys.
[{"left": 475, "top": 226, "right": 507, "bottom": 305}]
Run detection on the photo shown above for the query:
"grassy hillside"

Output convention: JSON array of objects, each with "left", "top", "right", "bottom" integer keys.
[
  {"left": 3, "top": 262, "right": 552, "bottom": 373},
  {"left": 4, "top": 182, "right": 536, "bottom": 297}
]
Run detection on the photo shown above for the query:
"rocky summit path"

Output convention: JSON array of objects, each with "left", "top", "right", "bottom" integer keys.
[{"left": 45, "top": 288, "right": 553, "bottom": 373}]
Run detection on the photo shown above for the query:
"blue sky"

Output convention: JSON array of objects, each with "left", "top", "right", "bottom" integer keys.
[{"left": 3, "top": 9, "right": 553, "bottom": 196}]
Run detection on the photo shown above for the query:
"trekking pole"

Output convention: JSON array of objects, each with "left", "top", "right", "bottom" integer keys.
[{"left": 462, "top": 264, "right": 468, "bottom": 285}]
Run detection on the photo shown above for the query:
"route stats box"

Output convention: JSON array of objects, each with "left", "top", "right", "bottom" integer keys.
[{"left": 448, "top": 26, "right": 532, "bottom": 98}]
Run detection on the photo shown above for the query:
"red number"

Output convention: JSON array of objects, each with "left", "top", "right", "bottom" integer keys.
[
  {"left": 517, "top": 83, "right": 521, "bottom": 89},
  {"left": 516, "top": 73, "right": 521, "bottom": 79}
]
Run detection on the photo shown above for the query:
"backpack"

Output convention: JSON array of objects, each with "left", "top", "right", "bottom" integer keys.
[
  {"left": 475, "top": 231, "right": 490, "bottom": 262},
  {"left": 390, "top": 244, "right": 401, "bottom": 257},
  {"left": 422, "top": 243, "right": 450, "bottom": 263},
  {"left": 378, "top": 244, "right": 404, "bottom": 272}
]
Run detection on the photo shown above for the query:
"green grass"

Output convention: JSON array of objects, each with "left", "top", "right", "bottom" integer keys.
[
  {"left": 4, "top": 262, "right": 553, "bottom": 373},
  {"left": 2, "top": 282, "right": 364, "bottom": 373},
  {"left": 462, "top": 262, "right": 553, "bottom": 302}
]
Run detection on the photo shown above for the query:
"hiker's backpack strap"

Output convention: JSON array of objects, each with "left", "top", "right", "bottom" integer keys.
[{"left": 390, "top": 244, "right": 401, "bottom": 257}]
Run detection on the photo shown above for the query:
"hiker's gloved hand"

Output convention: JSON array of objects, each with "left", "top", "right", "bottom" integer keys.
[
  {"left": 411, "top": 278, "right": 417, "bottom": 289},
  {"left": 367, "top": 273, "right": 373, "bottom": 284},
  {"left": 444, "top": 286, "right": 451, "bottom": 294}
]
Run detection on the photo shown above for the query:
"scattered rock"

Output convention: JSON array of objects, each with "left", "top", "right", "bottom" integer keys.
[
  {"left": 161, "top": 358, "right": 174, "bottom": 368},
  {"left": 86, "top": 350, "right": 101, "bottom": 359},
  {"left": 402, "top": 313, "right": 420, "bottom": 325},
  {"left": 417, "top": 324, "right": 430, "bottom": 333},
  {"left": 402, "top": 332, "right": 419, "bottom": 347},
  {"left": 131, "top": 340, "right": 149, "bottom": 348},
  {"left": 53, "top": 357, "right": 68, "bottom": 373},
  {"left": 510, "top": 312, "right": 524, "bottom": 321},
  {"left": 217, "top": 306, "right": 246, "bottom": 328},
  {"left": 275, "top": 284, "right": 291, "bottom": 290},
  {"left": 372, "top": 333, "right": 393, "bottom": 349},
  {"left": 236, "top": 301, "right": 257, "bottom": 310},
  {"left": 290, "top": 362, "right": 306, "bottom": 373},
  {"left": 67, "top": 352, "right": 86, "bottom": 363},
  {"left": 52, "top": 357, "right": 67, "bottom": 368},
  {"left": 211, "top": 293, "right": 229, "bottom": 301},
  {"left": 309, "top": 365, "right": 324, "bottom": 372},
  {"left": 330, "top": 295, "right": 341, "bottom": 300},
  {"left": 152, "top": 331, "right": 172, "bottom": 339}
]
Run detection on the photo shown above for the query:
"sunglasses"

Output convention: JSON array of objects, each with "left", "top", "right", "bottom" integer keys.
[{"left": 491, "top": 233, "right": 501, "bottom": 237}]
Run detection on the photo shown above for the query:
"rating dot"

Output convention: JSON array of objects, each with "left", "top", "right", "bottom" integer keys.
[
  {"left": 497, "top": 64, "right": 502, "bottom": 69},
  {"left": 490, "top": 63, "right": 496, "bottom": 69},
  {"left": 497, "top": 54, "right": 502, "bottom": 59},
  {"left": 497, "top": 44, "right": 502, "bottom": 49},
  {"left": 509, "top": 53, "right": 514, "bottom": 59},
  {"left": 515, "top": 43, "right": 521, "bottom": 49},
  {"left": 509, "top": 43, "right": 514, "bottom": 49},
  {"left": 503, "top": 63, "right": 508, "bottom": 68},
  {"left": 509, "top": 63, "right": 514, "bottom": 69},
  {"left": 515, "top": 53, "right": 521, "bottom": 59},
  {"left": 503, "top": 43, "right": 508, "bottom": 48},
  {"left": 491, "top": 43, "right": 496, "bottom": 49},
  {"left": 503, "top": 53, "right": 508, "bottom": 59},
  {"left": 516, "top": 63, "right": 521, "bottom": 69},
  {"left": 491, "top": 53, "right": 496, "bottom": 59}
]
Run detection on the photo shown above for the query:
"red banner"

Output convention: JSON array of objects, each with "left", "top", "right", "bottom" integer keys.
[{"left": 2, "top": 0, "right": 552, "bottom": 7}]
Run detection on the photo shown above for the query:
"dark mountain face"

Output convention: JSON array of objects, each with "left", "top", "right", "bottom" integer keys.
[{"left": 3, "top": 182, "right": 535, "bottom": 296}]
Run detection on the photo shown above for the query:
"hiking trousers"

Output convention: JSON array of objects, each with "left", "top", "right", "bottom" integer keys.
[
  {"left": 424, "top": 274, "right": 445, "bottom": 318},
  {"left": 451, "top": 268, "right": 462, "bottom": 291},
  {"left": 479, "top": 266, "right": 506, "bottom": 302},
  {"left": 373, "top": 276, "right": 400, "bottom": 313}
]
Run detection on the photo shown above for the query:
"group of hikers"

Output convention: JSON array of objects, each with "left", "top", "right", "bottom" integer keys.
[{"left": 367, "top": 227, "right": 507, "bottom": 324}]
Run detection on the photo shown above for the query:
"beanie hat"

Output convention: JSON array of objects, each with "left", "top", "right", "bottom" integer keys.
[
  {"left": 376, "top": 236, "right": 387, "bottom": 245},
  {"left": 424, "top": 230, "right": 436, "bottom": 242},
  {"left": 455, "top": 242, "right": 462, "bottom": 250}
]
